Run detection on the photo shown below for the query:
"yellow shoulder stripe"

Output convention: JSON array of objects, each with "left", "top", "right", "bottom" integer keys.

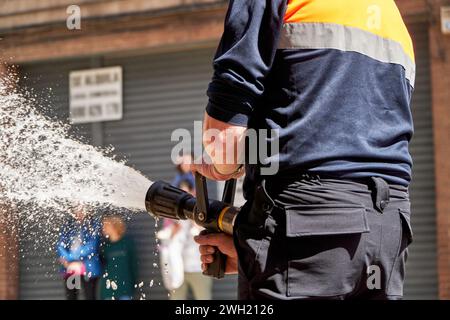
[{"left": 284, "top": 0, "right": 415, "bottom": 62}]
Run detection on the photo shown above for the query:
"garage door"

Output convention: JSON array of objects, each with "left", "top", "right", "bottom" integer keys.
[
  {"left": 18, "top": 48, "right": 238, "bottom": 300},
  {"left": 102, "top": 48, "right": 238, "bottom": 300},
  {"left": 403, "top": 23, "right": 438, "bottom": 299}
]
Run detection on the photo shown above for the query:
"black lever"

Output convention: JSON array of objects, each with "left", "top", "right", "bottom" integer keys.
[
  {"left": 195, "top": 173, "right": 227, "bottom": 279},
  {"left": 194, "top": 172, "right": 209, "bottom": 224},
  {"left": 222, "top": 179, "right": 237, "bottom": 206}
]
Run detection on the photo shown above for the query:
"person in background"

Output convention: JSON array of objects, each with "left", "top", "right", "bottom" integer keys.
[
  {"left": 159, "top": 154, "right": 196, "bottom": 247},
  {"left": 171, "top": 154, "right": 195, "bottom": 189},
  {"left": 57, "top": 205, "right": 102, "bottom": 300},
  {"left": 100, "top": 215, "right": 137, "bottom": 300},
  {"left": 169, "top": 181, "right": 213, "bottom": 300}
]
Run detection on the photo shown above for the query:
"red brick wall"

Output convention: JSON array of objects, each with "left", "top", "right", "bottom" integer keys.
[
  {"left": 429, "top": 1, "right": 450, "bottom": 299},
  {"left": 0, "top": 64, "right": 19, "bottom": 300},
  {"left": 0, "top": 204, "right": 19, "bottom": 300},
  {"left": 396, "top": 0, "right": 428, "bottom": 20},
  {"left": 0, "top": 7, "right": 226, "bottom": 64}
]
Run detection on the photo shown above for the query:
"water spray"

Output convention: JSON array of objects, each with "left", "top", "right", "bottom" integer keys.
[
  {"left": 145, "top": 173, "right": 240, "bottom": 279},
  {"left": 1, "top": 77, "right": 238, "bottom": 279}
]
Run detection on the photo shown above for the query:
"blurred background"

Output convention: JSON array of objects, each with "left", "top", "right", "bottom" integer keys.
[{"left": 0, "top": 0, "right": 449, "bottom": 300}]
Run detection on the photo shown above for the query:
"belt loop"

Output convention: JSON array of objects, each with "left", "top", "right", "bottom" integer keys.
[{"left": 370, "top": 177, "right": 390, "bottom": 213}]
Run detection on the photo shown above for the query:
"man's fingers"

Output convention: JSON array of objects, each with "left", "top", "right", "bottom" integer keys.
[
  {"left": 194, "top": 233, "right": 228, "bottom": 247},
  {"left": 190, "top": 162, "right": 238, "bottom": 181},
  {"left": 201, "top": 254, "right": 214, "bottom": 264},
  {"left": 199, "top": 245, "right": 216, "bottom": 255},
  {"left": 190, "top": 163, "right": 214, "bottom": 180},
  {"left": 190, "top": 163, "right": 201, "bottom": 174}
]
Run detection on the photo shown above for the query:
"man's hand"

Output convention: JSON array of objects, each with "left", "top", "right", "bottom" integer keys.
[
  {"left": 194, "top": 232, "right": 238, "bottom": 275},
  {"left": 191, "top": 113, "right": 246, "bottom": 181},
  {"left": 66, "top": 261, "right": 85, "bottom": 275}
]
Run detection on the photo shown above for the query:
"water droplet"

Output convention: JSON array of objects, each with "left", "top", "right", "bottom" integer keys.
[{"left": 111, "top": 281, "right": 118, "bottom": 291}]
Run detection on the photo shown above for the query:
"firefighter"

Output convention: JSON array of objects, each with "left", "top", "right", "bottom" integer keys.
[{"left": 193, "top": 0, "right": 414, "bottom": 300}]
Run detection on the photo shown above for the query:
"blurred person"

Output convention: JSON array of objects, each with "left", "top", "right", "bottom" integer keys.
[
  {"left": 157, "top": 156, "right": 195, "bottom": 293},
  {"left": 170, "top": 181, "right": 213, "bottom": 300},
  {"left": 57, "top": 205, "right": 102, "bottom": 300},
  {"left": 158, "top": 180, "right": 213, "bottom": 300},
  {"left": 171, "top": 154, "right": 195, "bottom": 189},
  {"left": 159, "top": 153, "right": 195, "bottom": 251},
  {"left": 100, "top": 215, "right": 137, "bottom": 300}
]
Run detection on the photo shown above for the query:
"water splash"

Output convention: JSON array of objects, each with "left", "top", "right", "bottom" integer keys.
[
  {"left": 0, "top": 73, "right": 165, "bottom": 300},
  {"left": 0, "top": 73, "right": 153, "bottom": 215}
]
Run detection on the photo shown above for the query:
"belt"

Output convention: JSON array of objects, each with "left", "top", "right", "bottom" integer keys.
[{"left": 263, "top": 173, "right": 392, "bottom": 214}]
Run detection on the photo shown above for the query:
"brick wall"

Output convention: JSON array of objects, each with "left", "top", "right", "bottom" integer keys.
[
  {"left": 0, "top": 201, "right": 19, "bottom": 300},
  {"left": 0, "top": 4, "right": 227, "bottom": 63},
  {"left": 0, "top": 0, "right": 225, "bottom": 30},
  {"left": 0, "top": 64, "right": 19, "bottom": 300},
  {"left": 429, "top": 0, "right": 450, "bottom": 300},
  {"left": 396, "top": 0, "right": 429, "bottom": 20}
]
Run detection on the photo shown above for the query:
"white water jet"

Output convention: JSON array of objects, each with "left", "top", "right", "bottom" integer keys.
[{"left": 0, "top": 74, "right": 153, "bottom": 216}]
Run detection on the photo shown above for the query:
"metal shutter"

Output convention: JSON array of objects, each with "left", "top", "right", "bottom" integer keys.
[
  {"left": 403, "top": 23, "right": 438, "bottom": 299},
  {"left": 18, "top": 48, "right": 237, "bottom": 300},
  {"left": 18, "top": 59, "right": 94, "bottom": 300},
  {"left": 102, "top": 48, "right": 237, "bottom": 300}
]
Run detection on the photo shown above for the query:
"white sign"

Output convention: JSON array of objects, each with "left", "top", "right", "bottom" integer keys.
[
  {"left": 69, "top": 66, "right": 123, "bottom": 124},
  {"left": 442, "top": 7, "right": 450, "bottom": 35}
]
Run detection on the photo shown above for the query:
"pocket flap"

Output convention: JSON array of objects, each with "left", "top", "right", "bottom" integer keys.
[
  {"left": 286, "top": 205, "right": 370, "bottom": 237},
  {"left": 399, "top": 209, "right": 413, "bottom": 245}
]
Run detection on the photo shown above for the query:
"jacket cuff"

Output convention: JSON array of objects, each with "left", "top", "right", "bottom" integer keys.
[{"left": 206, "top": 101, "right": 250, "bottom": 126}]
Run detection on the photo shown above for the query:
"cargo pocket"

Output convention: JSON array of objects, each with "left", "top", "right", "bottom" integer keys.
[
  {"left": 286, "top": 204, "right": 370, "bottom": 298},
  {"left": 398, "top": 209, "right": 413, "bottom": 247},
  {"left": 386, "top": 208, "right": 413, "bottom": 297},
  {"left": 234, "top": 185, "right": 275, "bottom": 283}
]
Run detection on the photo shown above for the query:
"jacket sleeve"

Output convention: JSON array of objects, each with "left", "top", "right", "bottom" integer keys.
[
  {"left": 57, "top": 224, "right": 74, "bottom": 262},
  {"left": 57, "top": 241, "right": 74, "bottom": 262},
  {"left": 79, "top": 236, "right": 99, "bottom": 259},
  {"left": 206, "top": 0, "right": 287, "bottom": 126},
  {"left": 79, "top": 224, "right": 101, "bottom": 260}
]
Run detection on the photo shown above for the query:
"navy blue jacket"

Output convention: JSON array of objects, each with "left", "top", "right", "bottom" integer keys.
[{"left": 206, "top": 0, "right": 415, "bottom": 192}]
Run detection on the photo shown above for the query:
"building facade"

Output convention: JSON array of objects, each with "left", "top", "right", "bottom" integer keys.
[{"left": 0, "top": 0, "right": 449, "bottom": 299}]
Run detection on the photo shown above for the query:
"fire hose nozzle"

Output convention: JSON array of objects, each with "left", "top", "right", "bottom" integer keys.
[
  {"left": 144, "top": 175, "right": 240, "bottom": 279},
  {"left": 144, "top": 180, "right": 239, "bottom": 236},
  {"left": 145, "top": 180, "right": 195, "bottom": 221}
]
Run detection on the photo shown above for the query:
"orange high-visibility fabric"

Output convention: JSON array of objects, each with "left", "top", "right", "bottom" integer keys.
[{"left": 284, "top": 0, "right": 414, "bottom": 62}]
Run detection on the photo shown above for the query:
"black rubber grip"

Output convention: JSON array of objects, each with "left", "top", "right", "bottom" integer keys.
[{"left": 203, "top": 247, "right": 227, "bottom": 279}]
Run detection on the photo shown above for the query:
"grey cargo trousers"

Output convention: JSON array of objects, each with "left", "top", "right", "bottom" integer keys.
[{"left": 233, "top": 175, "right": 413, "bottom": 300}]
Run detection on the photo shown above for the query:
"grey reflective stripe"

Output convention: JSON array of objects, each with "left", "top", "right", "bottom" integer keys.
[{"left": 278, "top": 22, "right": 416, "bottom": 87}]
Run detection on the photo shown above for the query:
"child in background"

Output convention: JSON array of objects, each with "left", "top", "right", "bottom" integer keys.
[
  {"left": 57, "top": 205, "right": 102, "bottom": 300},
  {"left": 100, "top": 215, "right": 137, "bottom": 300}
]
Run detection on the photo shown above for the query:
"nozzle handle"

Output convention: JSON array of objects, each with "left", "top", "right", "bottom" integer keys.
[
  {"left": 204, "top": 245, "right": 227, "bottom": 280},
  {"left": 199, "top": 229, "right": 227, "bottom": 279},
  {"left": 195, "top": 173, "right": 228, "bottom": 279}
]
